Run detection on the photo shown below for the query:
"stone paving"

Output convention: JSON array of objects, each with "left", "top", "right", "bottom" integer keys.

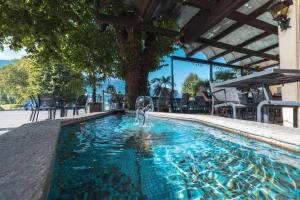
[
  {"left": 0, "top": 111, "right": 118, "bottom": 200},
  {"left": 0, "top": 110, "right": 86, "bottom": 135}
]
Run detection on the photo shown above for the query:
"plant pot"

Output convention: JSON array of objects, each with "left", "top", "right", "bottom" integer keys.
[{"left": 89, "top": 103, "right": 102, "bottom": 113}]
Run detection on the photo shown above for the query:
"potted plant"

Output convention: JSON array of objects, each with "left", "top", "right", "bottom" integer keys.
[{"left": 111, "top": 92, "right": 124, "bottom": 110}]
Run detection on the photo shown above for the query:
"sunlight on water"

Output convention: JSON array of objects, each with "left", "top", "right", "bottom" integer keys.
[{"left": 48, "top": 114, "right": 300, "bottom": 199}]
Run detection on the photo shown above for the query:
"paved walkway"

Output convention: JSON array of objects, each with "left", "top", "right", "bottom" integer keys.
[{"left": 0, "top": 110, "right": 86, "bottom": 135}]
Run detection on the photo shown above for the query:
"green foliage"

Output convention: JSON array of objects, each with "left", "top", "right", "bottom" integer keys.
[
  {"left": 151, "top": 76, "right": 172, "bottom": 96},
  {"left": 182, "top": 73, "right": 200, "bottom": 96},
  {"left": 0, "top": 0, "right": 117, "bottom": 102},
  {"left": 0, "top": 0, "right": 178, "bottom": 108},
  {"left": 29, "top": 61, "right": 84, "bottom": 101},
  {"left": 106, "top": 85, "right": 116, "bottom": 94},
  {"left": 193, "top": 79, "right": 210, "bottom": 96},
  {"left": 214, "top": 70, "right": 237, "bottom": 82},
  {"left": 111, "top": 93, "right": 124, "bottom": 103},
  {"left": 0, "top": 59, "right": 30, "bottom": 104},
  {"left": 0, "top": 104, "right": 23, "bottom": 111},
  {"left": 0, "top": 58, "right": 84, "bottom": 104}
]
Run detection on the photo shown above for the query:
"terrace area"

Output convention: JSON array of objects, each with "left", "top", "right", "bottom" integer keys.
[{"left": 0, "top": 0, "right": 300, "bottom": 199}]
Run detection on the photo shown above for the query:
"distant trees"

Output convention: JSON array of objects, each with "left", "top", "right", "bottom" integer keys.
[
  {"left": 214, "top": 70, "right": 237, "bottom": 82},
  {"left": 0, "top": 58, "right": 84, "bottom": 105},
  {"left": 151, "top": 76, "right": 172, "bottom": 97},
  {"left": 182, "top": 73, "right": 200, "bottom": 96},
  {"left": 0, "top": 59, "right": 30, "bottom": 104},
  {"left": 30, "top": 62, "right": 84, "bottom": 101},
  {"left": 0, "top": 0, "right": 116, "bottom": 104},
  {"left": 193, "top": 79, "right": 210, "bottom": 96}
]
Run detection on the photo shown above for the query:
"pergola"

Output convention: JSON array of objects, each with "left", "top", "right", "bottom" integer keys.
[{"left": 95, "top": 0, "right": 280, "bottom": 70}]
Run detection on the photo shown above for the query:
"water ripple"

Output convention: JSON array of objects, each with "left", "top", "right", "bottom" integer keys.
[{"left": 49, "top": 115, "right": 300, "bottom": 199}]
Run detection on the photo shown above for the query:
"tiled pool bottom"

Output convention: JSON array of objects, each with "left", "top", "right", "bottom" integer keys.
[{"left": 48, "top": 115, "right": 300, "bottom": 199}]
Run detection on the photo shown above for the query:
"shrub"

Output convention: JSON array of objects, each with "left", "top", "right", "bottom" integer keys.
[{"left": 0, "top": 104, "right": 23, "bottom": 111}]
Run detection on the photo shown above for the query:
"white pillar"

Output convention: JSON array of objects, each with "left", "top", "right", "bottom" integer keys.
[{"left": 279, "top": 0, "right": 300, "bottom": 127}]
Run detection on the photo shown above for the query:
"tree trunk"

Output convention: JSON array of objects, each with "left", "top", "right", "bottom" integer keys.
[
  {"left": 139, "top": 68, "right": 149, "bottom": 96},
  {"left": 125, "top": 68, "right": 140, "bottom": 109},
  {"left": 114, "top": 24, "right": 156, "bottom": 110},
  {"left": 92, "top": 82, "right": 97, "bottom": 103}
]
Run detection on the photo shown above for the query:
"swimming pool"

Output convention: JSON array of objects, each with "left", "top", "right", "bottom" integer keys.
[{"left": 48, "top": 114, "right": 300, "bottom": 199}]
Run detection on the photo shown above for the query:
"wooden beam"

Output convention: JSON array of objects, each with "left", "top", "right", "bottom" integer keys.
[
  {"left": 209, "top": 32, "right": 271, "bottom": 60},
  {"left": 187, "top": 0, "right": 274, "bottom": 33},
  {"left": 245, "top": 58, "right": 269, "bottom": 67},
  {"left": 261, "top": 63, "right": 280, "bottom": 69},
  {"left": 227, "top": 44, "right": 279, "bottom": 64},
  {"left": 94, "top": 13, "right": 179, "bottom": 37},
  {"left": 187, "top": 1, "right": 275, "bottom": 56},
  {"left": 196, "top": 37, "right": 279, "bottom": 61},
  {"left": 181, "top": 0, "right": 249, "bottom": 43},
  {"left": 244, "top": 55, "right": 279, "bottom": 68},
  {"left": 93, "top": 0, "right": 179, "bottom": 37},
  {"left": 143, "top": 0, "right": 160, "bottom": 22},
  {"left": 185, "top": 0, "right": 275, "bottom": 34},
  {"left": 228, "top": 12, "right": 277, "bottom": 34}
]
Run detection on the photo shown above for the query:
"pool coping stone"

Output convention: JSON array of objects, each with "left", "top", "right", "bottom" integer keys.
[
  {"left": 0, "top": 110, "right": 123, "bottom": 200},
  {"left": 146, "top": 112, "right": 300, "bottom": 154}
]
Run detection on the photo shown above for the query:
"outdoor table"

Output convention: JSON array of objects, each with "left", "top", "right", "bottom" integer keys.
[{"left": 214, "top": 68, "right": 300, "bottom": 127}]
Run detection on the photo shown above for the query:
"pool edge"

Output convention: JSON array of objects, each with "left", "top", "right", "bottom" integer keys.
[
  {"left": 0, "top": 110, "right": 124, "bottom": 200},
  {"left": 145, "top": 112, "right": 300, "bottom": 154}
]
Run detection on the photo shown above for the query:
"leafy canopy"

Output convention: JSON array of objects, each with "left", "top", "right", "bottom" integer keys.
[
  {"left": 0, "top": 59, "right": 30, "bottom": 104},
  {"left": 182, "top": 73, "right": 200, "bottom": 96}
]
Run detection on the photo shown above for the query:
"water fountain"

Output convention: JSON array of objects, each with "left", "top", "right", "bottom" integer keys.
[{"left": 135, "top": 96, "right": 154, "bottom": 125}]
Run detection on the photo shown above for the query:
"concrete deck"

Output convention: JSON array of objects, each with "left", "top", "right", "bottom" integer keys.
[
  {"left": 148, "top": 112, "right": 300, "bottom": 153},
  {"left": 0, "top": 111, "right": 120, "bottom": 200},
  {"left": 0, "top": 110, "right": 86, "bottom": 135}
]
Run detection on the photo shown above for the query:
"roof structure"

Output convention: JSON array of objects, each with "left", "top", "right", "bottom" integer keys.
[{"left": 96, "top": 0, "right": 280, "bottom": 70}]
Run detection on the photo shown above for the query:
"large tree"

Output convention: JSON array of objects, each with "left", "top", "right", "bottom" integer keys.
[
  {"left": 94, "top": 1, "right": 178, "bottom": 109},
  {"left": 0, "top": 0, "right": 178, "bottom": 109}
]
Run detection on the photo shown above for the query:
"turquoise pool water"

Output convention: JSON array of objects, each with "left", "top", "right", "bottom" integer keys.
[{"left": 48, "top": 114, "right": 300, "bottom": 199}]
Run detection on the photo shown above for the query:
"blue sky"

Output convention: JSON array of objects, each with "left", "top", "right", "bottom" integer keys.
[
  {"left": 0, "top": 45, "right": 26, "bottom": 60},
  {"left": 1, "top": 44, "right": 228, "bottom": 95},
  {"left": 149, "top": 48, "right": 227, "bottom": 95}
]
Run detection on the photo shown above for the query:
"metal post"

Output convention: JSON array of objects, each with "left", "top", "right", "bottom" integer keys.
[
  {"left": 293, "top": 107, "right": 298, "bottom": 128},
  {"left": 210, "top": 63, "right": 213, "bottom": 82},
  {"left": 170, "top": 57, "right": 175, "bottom": 112},
  {"left": 241, "top": 69, "right": 245, "bottom": 76},
  {"left": 102, "top": 90, "right": 105, "bottom": 112}
]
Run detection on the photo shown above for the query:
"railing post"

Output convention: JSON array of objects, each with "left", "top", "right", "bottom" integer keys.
[
  {"left": 102, "top": 90, "right": 105, "bottom": 112},
  {"left": 210, "top": 63, "right": 213, "bottom": 82},
  {"left": 293, "top": 107, "right": 298, "bottom": 128},
  {"left": 170, "top": 57, "right": 174, "bottom": 113}
]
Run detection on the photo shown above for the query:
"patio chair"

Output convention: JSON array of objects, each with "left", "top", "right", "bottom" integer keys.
[
  {"left": 152, "top": 97, "right": 159, "bottom": 111},
  {"left": 256, "top": 86, "right": 300, "bottom": 127},
  {"left": 180, "top": 93, "right": 190, "bottom": 113},
  {"left": 172, "top": 98, "right": 181, "bottom": 112},
  {"left": 194, "top": 96, "right": 211, "bottom": 113},
  {"left": 74, "top": 95, "right": 88, "bottom": 115},
  {"left": 29, "top": 95, "right": 38, "bottom": 122},
  {"left": 34, "top": 94, "right": 56, "bottom": 122},
  {"left": 157, "top": 90, "right": 170, "bottom": 112},
  {"left": 63, "top": 95, "right": 88, "bottom": 116},
  {"left": 210, "top": 82, "right": 246, "bottom": 119}
]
